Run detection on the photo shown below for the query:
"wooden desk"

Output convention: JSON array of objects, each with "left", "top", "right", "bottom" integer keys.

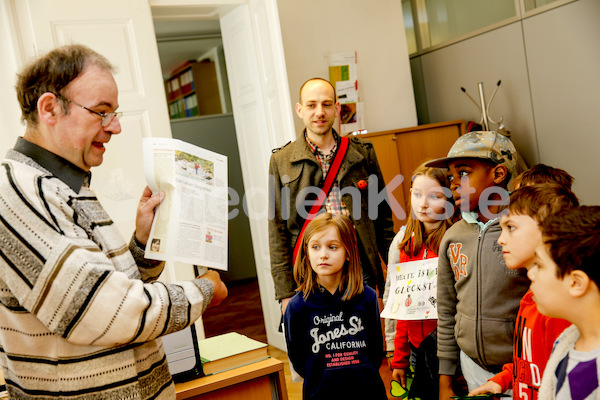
[{"left": 175, "top": 358, "right": 288, "bottom": 400}]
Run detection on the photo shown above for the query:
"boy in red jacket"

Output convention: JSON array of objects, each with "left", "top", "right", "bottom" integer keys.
[{"left": 469, "top": 183, "right": 578, "bottom": 399}]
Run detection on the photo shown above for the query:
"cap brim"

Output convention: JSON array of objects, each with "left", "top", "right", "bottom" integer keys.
[
  {"left": 424, "top": 156, "right": 501, "bottom": 169},
  {"left": 424, "top": 157, "right": 454, "bottom": 168}
]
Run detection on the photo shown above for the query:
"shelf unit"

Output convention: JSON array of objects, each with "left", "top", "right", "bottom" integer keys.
[{"left": 165, "top": 60, "right": 222, "bottom": 119}]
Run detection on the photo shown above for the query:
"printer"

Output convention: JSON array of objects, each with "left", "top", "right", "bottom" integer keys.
[{"left": 162, "top": 324, "right": 204, "bottom": 382}]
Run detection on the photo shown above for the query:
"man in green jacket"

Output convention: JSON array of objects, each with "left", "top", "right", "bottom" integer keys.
[{"left": 268, "top": 78, "right": 396, "bottom": 313}]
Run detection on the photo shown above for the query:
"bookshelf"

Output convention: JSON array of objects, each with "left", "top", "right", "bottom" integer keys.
[{"left": 165, "top": 60, "right": 222, "bottom": 119}]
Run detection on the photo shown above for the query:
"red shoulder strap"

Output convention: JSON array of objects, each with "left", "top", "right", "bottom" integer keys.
[{"left": 292, "top": 136, "right": 350, "bottom": 265}]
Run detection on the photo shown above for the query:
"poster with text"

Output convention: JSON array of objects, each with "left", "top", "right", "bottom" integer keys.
[
  {"left": 328, "top": 52, "right": 364, "bottom": 134},
  {"left": 380, "top": 258, "right": 438, "bottom": 320}
]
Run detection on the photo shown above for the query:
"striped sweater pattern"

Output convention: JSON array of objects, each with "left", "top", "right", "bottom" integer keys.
[{"left": 0, "top": 149, "right": 212, "bottom": 399}]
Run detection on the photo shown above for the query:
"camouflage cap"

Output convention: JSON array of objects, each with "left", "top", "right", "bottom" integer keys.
[{"left": 425, "top": 131, "right": 517, "bottom": 175}]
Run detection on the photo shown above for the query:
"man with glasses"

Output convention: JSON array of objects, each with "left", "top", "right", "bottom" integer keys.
[
  {"left": 0, "top": 44, "right": 227, "bottom": 399},
  {"left": 54, "top": 93, "right": 123, "bottom": 127}
]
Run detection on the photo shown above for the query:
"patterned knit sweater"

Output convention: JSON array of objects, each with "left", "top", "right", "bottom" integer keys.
[{"left": 0, "top": 140, "right": 214, "bottom": 399}]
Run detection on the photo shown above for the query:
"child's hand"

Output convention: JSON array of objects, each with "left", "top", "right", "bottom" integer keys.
[
  {"left": 392, "top": 368, "right": 408, "bottom": 388},
  {"left": 468, "top": 380, "right": 502, "bottom": 396},
  {"left": 439, "top": 375, "right": 456, "bottom": 400},
  {"left": 386, "top": 352, "right": 394, "bottom": 369}
]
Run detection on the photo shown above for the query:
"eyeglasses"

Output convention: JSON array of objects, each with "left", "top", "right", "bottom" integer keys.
[{"left": 55, "top": 94, "right": 122, "bottom": 127}]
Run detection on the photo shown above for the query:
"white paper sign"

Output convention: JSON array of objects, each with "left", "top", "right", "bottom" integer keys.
[{"left": 380, "top": 258, "right": 438, "bottom": 320}]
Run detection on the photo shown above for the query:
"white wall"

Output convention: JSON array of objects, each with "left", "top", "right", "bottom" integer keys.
[
  {"left": 277, "top": 0, "right": 418, "bottom": 137},
  {"left": 0, "top": 1, "right": 26, "bottom": 157},
  {"left": 522, "top": 0, "right": 600, "bottom": 205},
  {"left": 413, "top": 0, "right": 600, "bottom": 204},
  {"left": 418, "top": 22, "right": 538, "bottom": 164}
]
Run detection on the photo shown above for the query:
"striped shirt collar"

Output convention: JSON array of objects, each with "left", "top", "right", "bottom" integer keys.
[{"left": 14, "top": 137, "right": 90, "bottom": 193}]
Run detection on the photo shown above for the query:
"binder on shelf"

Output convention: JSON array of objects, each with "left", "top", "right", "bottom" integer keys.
[
  {"left": 183, "top": 95, "right": 199, "bottom": 117},
  {"left": 169, "top": 78, "right": 180, "bottom": 101},
  {"left": 170, "top": 98, "right": 185, "bottom": 119},
  {"left": 190, "top": 95, "right": 198, "bottom": 116},
  {"left": 180, "top": 69, "right": 193, "bottom": 96},
  {"left": 179, "top": 99, "right": 186, "bottom": 118},
  {"left": 184, "top": 96, "right": 191, "bottom": 117}
]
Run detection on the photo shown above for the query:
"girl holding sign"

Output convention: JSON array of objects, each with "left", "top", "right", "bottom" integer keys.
[
  {"left": 386, "top": 163, "right": 459, "bottom": 394},
  {"left": 283, "top": 212, "right": 387, "bottom": 400}
]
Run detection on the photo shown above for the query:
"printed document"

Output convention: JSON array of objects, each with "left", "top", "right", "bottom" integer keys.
[{"left": 143, "top": 137, "right": 228, "bottom": 270}]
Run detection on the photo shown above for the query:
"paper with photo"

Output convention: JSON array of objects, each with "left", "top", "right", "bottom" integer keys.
[
  {"left": 380, "top": 258, "right": 438, "bottom": 320},
  {"left": 328, "top": 52, "right": 363, "bottom": 134},
  {"left": 340, "top": 102, "right": 364, "bottom": 135},
  {"left": 143, "top": 137, "right": 228, "bottom": 270}
]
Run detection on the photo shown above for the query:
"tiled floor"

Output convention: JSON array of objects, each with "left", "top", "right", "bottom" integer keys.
[{"left": 201, "top": 278, "right": 397, "bottom": 400}]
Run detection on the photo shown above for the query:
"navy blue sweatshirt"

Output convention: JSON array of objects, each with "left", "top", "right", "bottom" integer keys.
[{"left": 283, "top": 285, "right": 386, "bottom": 400}]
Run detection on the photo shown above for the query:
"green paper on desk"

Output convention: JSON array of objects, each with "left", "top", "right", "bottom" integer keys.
[{"left": 197, "top": 332, "right": 269, "bottom": 375}]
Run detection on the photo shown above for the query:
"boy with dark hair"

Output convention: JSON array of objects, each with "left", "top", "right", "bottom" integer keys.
[
  {"left": 534, "top": 206, "right": 600, "bottom": 399},
  {"left": 425, "top": 131, "right": 531, "bottom": 398},
  {"left": 513, "top": 163, "right": 574, "bottom": 190},
  {"left": 469, "top": 184, "right": 579, "bottom": 399}
]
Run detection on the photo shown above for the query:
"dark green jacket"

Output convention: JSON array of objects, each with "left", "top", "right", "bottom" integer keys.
[{"left": 268, "top": 134, "right": 395, "bottom": 300}]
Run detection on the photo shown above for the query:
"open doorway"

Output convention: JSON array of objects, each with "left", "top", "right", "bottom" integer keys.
[
  {"left": 150, "top": 0, "right": 295, "bottom": 351},
  {"left": 153, "top": 18, "right": 267, "bottom": 344}
]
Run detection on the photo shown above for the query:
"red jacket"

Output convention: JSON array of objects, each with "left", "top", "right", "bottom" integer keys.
[
  {"left": 390, "top": 244, "right": 438, "bottom": 370},
  {"left": 489, "top": 289, "right": 571, "bottom": 399}
]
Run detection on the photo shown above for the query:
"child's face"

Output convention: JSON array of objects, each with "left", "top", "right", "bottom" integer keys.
[
  {"left": 448, "top": 159, "right": 498, "bottom": 212},
  {"left": 308, "top": 226, "right": 348, "bottom": 283},
  {"left": 498, "top": 212, "right": 541, "bottom": 270},
  {"left": 410, "top": 175, "right": 448, "bottom": 231},
  {"left": 527, "top": 241, "right": 567, "bottom": 318}
]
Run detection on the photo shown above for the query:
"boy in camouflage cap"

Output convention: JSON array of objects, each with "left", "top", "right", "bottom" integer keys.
[
  {"left": 426, "top": 131, "right": 530, "bottom": 399},
  {"left": 426, "top": 131, "right": 517, "bottom": 217},
  {"left": 426, "top": 131, "right": 517, "bottom": 176}
]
